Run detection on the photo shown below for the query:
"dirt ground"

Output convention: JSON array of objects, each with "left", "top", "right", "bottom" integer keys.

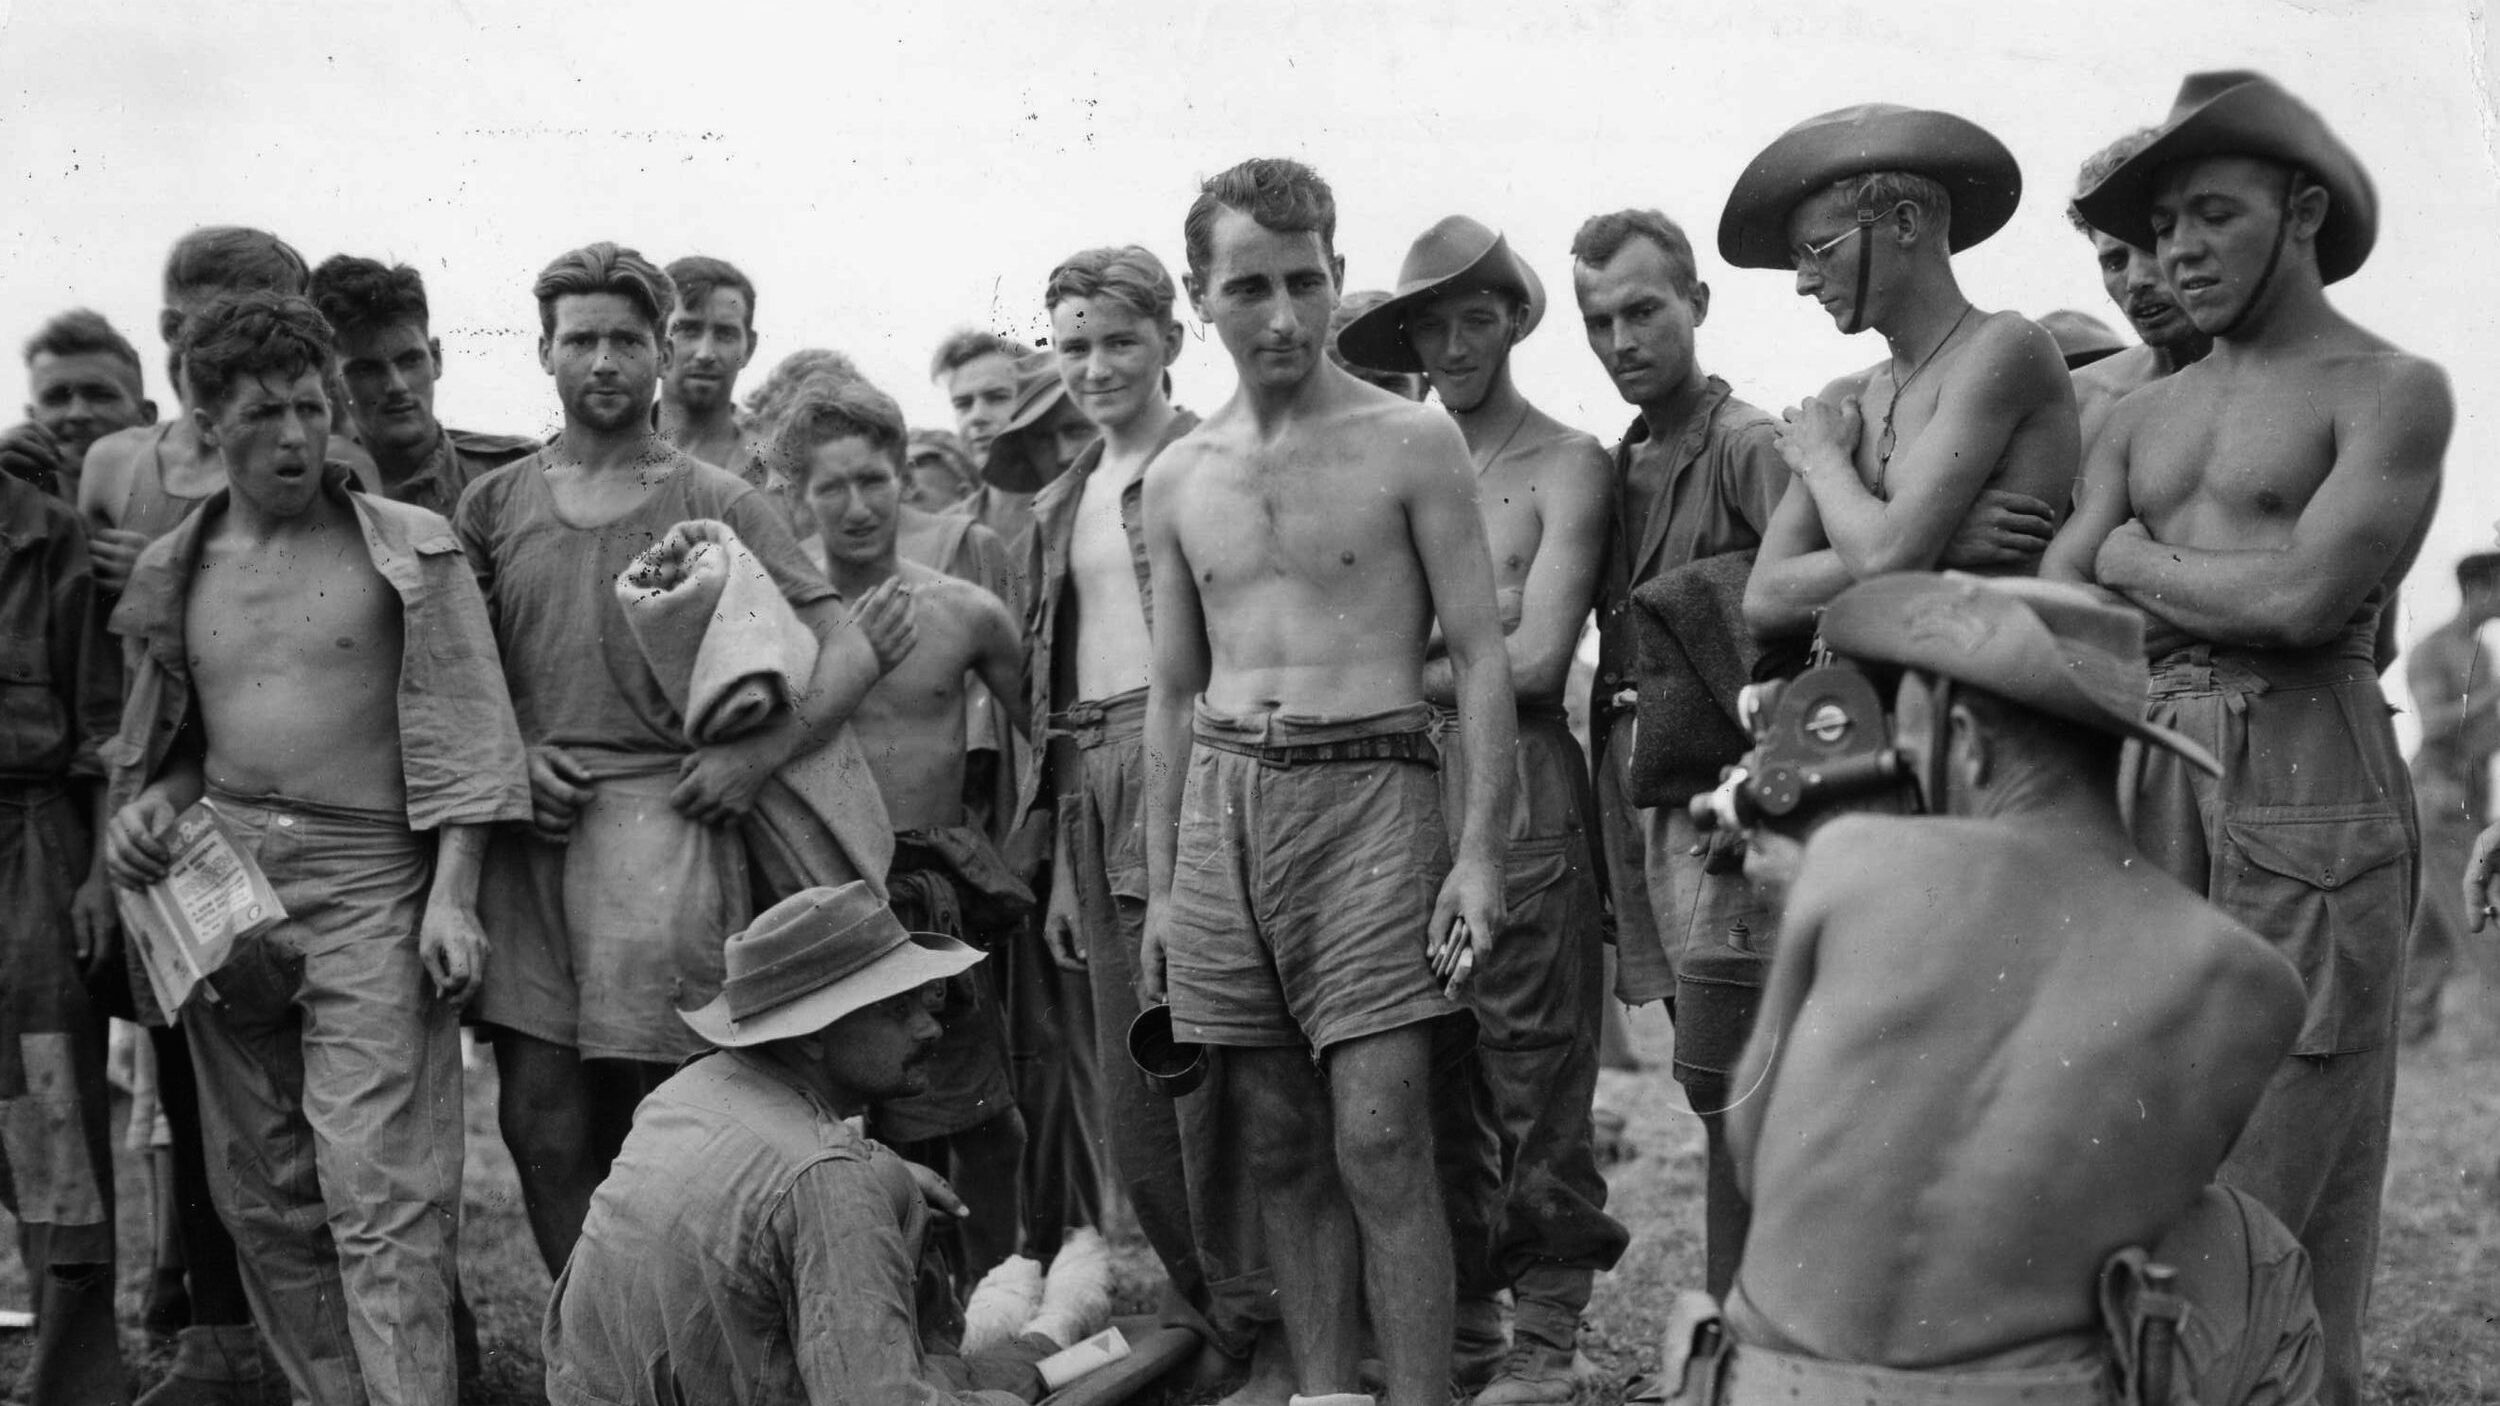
[{"left": 6, "top": 971, "right": 2497, "bottom": 1404}]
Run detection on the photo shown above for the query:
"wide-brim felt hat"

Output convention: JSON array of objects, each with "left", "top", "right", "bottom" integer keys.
[
  {"left": 1719, "top": 104, "right": 2022, "bottom": 271},
  {"left": 679, "top": 882, "right": 981, "bottom": 1047},
  {"left": 1335, "top": 215, "right": 1547, "bottom": 374},
  {"left": 981, "top": 351, "right": 1084, "bottom": 494},
  {"left": 2038, "top": 309, "right": 2128, "bottom": 369},
  {"left": 2072, "top": 71, "right": 2375, "bottom": 284},
  {"left": 1819, "top": 572, "right": 2221, "bottom": 776}
]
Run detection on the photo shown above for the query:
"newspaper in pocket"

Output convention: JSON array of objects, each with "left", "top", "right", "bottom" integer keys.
[{"left": 114, "top": 800, "right": 287, "bottom": 1018}]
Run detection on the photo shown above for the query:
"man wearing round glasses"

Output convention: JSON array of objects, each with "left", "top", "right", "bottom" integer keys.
[{"left": 1721, "top": 105, "right": 2080, "bottom": 652}]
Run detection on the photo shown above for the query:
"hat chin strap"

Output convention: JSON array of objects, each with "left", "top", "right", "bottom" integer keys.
[
  {"left": 2207, "top": 173, "right": 2299, "bottom": 342},
  {"left": 1842, "top": 211, "right": 1879, "bottom": 335}
]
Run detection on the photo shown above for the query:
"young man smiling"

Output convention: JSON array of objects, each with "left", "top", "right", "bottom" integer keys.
[
  {"left": 1, "top": 309, "right": 157, "bottom": 499},
  {"left": 1338, "top": 215, "right": 1623, "bottom": 1403},
  {"left": 1142, "top": 157, "right": 1515, "bottom": 1406},
  {"left": 309, "top": 255, "right": 538, "bottom": 518},
  {"left": 2055, "top": 72, "right": 2450, "bottom": 1405}
]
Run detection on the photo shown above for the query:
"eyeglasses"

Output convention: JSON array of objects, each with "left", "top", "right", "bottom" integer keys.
[{"left": 1791, "top": 202, "right": 1911, "bottom": 274}]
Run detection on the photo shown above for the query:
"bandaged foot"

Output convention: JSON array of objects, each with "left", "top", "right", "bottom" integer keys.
[
  {"left": 959, "top": 1255, "right": 1043, "bottom": 1354},
  {"left": 1023, "top": 1226, "right": 1114, "bottom": 1348}
]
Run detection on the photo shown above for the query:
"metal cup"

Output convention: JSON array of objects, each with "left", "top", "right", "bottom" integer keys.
[{"left": 1127, "top": 1003, "right": 1206, "bottom": 1098}]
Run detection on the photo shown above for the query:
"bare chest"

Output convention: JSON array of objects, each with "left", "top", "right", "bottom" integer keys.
[
  {"left": 1178, "top": 456, "right": 1412, "bottom": 597},
  {"left": 1475, "top": 460, "right": 1547, "bottom": 591},
  {"left": 2127, "top": 375, "right": 2336, "bottom": 526},
  {"left": 186, "top": 539, "right": 402, "bottom": 687},
  {"left": 1070, "top": 466, "right": 1144, "bottom": 605}
]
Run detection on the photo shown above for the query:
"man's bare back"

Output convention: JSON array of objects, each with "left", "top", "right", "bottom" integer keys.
[
  {"left": 1151, "top": 387, "right": 1463, "bottom": 716},
  {"left": 849, "top": 559, "right": 1024, "bottom": 831},
  {"left": 188, "top": 494, "right": 407, "bottom": 813},
  {"left": 1069, "top": 442, "right": 1155, "bottom": 700},
  {"left": 1728, "top": 814, "right": 2301, "bottom": 1366}
]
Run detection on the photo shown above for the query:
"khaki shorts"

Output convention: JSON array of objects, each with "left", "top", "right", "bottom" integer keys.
[{"left": 1165, "top": 701, "right": 1457, "bottom": 1054}]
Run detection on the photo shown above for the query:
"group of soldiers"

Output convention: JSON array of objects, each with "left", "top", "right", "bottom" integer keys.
[{"left": 0, "top": 62, "right": 2469, "bottom": 1406}]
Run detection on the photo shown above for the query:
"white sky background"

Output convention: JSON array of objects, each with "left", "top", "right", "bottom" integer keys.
[{"left": 0, "top": 0, "right": 2491, "bottom": 641}]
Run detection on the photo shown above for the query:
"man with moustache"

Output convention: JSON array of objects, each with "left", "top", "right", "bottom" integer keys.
[
  {"left": 1725, "top": 106, "right": 2077, "bottom": 646},
  {"left": 1567, "top": 208, "right": 1787, "bottom": 1299},
  {"left": 1, "top": 309, "right": 157, "bottom": 500},
  {"left": 1143, "top": 157, "right": 1516, "bottom": 1406},
  {"left": 544, "top": 883, "right": 1061, "bottom": 1405},
  {"left": 1024, "top": 243, "right": 1290, "bottom": 1403},
  {"left": 102, "top": 292, "right": 527, "bottom": 1406},
  {"left": 2056, "top": 74, "right": 2450, "bottom": 1403},
  {"left": 659, "top": 256, "right": 762, "bottom": 478},
  {"left": 455, "top": 243, "right": 891, "bottom": 1276},
  {"left": 1338, "top": 216, "right": 1624, "bottom": 1403},
  {"left": 2063, "top": 131, "right": 2214, "bottom": 449},
  {"left": 309, "top": 255, "right": 539, "bottom": 518}
]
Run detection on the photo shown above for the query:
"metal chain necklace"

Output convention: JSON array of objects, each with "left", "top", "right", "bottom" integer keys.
[{"left": 1876, "top": 303, "right": 1975, "bottom": 481}]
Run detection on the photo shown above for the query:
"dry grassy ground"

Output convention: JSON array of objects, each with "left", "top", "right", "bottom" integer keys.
[{"left": 7, "top": 975, "right": 2497, "bottom": 1404}]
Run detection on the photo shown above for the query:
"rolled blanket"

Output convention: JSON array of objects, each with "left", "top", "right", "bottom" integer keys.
[
  {"left": 617, "top": 519, "right": 818, "bottom": 744},
  {"left": 1628, "top": 549, "right": 1765, "bottom": 809},
  {"left": 615, "top": 519, "right": 894, "bottom": 894}
]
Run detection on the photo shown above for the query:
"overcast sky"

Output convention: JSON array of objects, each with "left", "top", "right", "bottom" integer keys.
[{"left": 0, "top": 0, "right": 2489, "bottom": 644}]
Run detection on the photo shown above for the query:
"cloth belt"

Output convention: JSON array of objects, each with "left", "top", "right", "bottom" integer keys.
[
  {"left": 2145, "top": 638, "right": 2378, "bottom": 716},
  {"left": 1045, "top": 687, "right": 1148, "bottom": 749},
  {"left": 1721, "top": 1343, "right": 2108, "bottom": 1406},
  {"left": 1192, "top": 729, "right": 1439, "bottom": 770}
]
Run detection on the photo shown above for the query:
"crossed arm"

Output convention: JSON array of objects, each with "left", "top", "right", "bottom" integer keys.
[
  {"left": 1746, "top": 319, "right": 2073, "bottom": 642},
  {"left": 2074, "top": 358, "right": 2451, "bottom": 649}
]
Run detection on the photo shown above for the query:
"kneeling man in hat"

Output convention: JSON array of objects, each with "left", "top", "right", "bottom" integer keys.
[
  {"left": 2049, "top": 71, "right": 2450, "bottom": 1406},
  {"left": 1724, "top": 105, "right": 2080, "bottom": 648},
  {"left": 543, "top": 883, "right": 1060, "bottom": 1405},
  {"left": 1651, "top": 575, "right": 2323, "bottom": 1406}
]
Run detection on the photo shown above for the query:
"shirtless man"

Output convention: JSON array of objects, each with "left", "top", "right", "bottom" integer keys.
[
  {"left": 309, "top": 255, "right": 539, "bottom": 518},
  {"left": 1024, "top": 243, "right": 1285, "bottom": 1402},
  {"left": 2, "top": 309, "right": 157, "bottom": 499},
  {"left": 1337, "top": 215, "right": 1624, "bottom": 1403},
  {"left": 2393, "top": 553, "right": 2500, "bottom": 1041},
  {"left": 659, "top": 256, "right": 762, "bottom": 477},
  {"left": 81, "top": 227, "right": 371, "bottom": 595},
  {"left": 1141, "top": 157, "right": 1514, "bottom": 1406},
  {"left": 457, "top": 243, "right": 889, "bottom": 1275},
  {"left": 2064, "top": 131, "right": 2213, "bottom": 451},
  {"left": 781, "top": 371, "right": 1036, "bottom": 1287},
  {"left": 100, "top": 292, "right": 529, "bottom": 1406},
  {"left": 1723, "top": 106, "right": 2077, "bottom": 645},
  {"left": 2055, "top": 73, "right": 2450, "bottom": 1404},
  {"left": 1682, "top": 572, "right": 2321, "bottom": 1406}
]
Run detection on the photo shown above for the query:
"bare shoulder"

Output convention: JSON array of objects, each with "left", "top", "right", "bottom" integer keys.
[
  {"left": 1956, "top": 310, "right": 2069, "bottom": 393},
  {"left": 2334, "top": 341, "right": 2451, "bottom": 419},
  {"left": 1793, "top": 813, "right": 1943, "bottom": 905},
  {"left": 900, "top": 558, "right": 1007, "bottom": 623},
  {"left": 1351, "top": 394, "right": 1470, "bottom": 488},
  {"left": 2168, "top": 898, "right": 2306, "bottom": 1043},
  {"left": 77, "top": 424, "right": 150, "bottom": 518}
]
